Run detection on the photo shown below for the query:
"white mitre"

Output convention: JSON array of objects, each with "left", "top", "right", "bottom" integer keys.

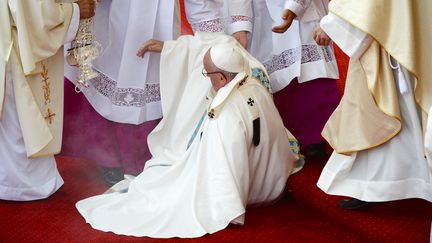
[{"left": 210, "top": 43, "right": 244, "bottom": 73}]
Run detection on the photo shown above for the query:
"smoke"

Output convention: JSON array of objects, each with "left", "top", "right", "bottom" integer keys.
[{"left": 61, "top": 78, "right": 160, "bottom": 176}]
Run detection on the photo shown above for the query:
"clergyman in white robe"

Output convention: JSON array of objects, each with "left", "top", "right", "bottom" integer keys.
[
  {"left": 76, "top": 33, "right": 298, "bottom": 238},
  {"left": 63, "top": 0, "right": 177, "bottom": 179},
  {"left": 250, "top": 0, "right": 339, "bottom": 91},
  {"left": 0, "top": 1, "right": 80, "bottom": 201},
  {"left": 65, "top": 0, "right": 176, "bottom": 124},
  {"left": 184, "top": 0, "right": 339, "bottom": 89},
  {"left": 316, "top": 12, "right": 432, "bottom": 203}
]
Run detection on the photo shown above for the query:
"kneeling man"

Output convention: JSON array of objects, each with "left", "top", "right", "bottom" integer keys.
[{"left": 76, "top": 33, "right": 298, "bottom": 238}]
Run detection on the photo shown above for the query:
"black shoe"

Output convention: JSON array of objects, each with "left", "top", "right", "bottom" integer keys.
[
  {"left": 303, "top": 142, "right": 327, "bottom": 161},
  {"left": 100, "top": 167, "right": 124, "bottom": 186},
  {"left": 338, "top": 198, "right": 377, "bottom": 210}
]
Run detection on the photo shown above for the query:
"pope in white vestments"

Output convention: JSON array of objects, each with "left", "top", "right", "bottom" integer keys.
[
  {"left": 63, "top": 0, "right": 177, "bottom": 183},
  {"left": 316, "top": 0, "right": 432, "bottom": 208},
  {"left": 184, "top": 0, "right": 341, "bottom": 159},
  {"left": 76, "top": 33, "right": 298, "bottom": 238},
  {"left": 0, "top": 1, "right": 92, "bottom": 201}
]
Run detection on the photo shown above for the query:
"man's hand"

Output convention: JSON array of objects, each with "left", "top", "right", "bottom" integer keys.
[
  {"left": 137, "top": 39, "right": 164, "bottom": 58},
  {"left": 272, "top": 9, "right": 296, "bottom": 33},
  {"left": 312, "top": 24, "right": 331, "bottom": 46},
  {"left": 232, "top": 31, "right": 248, "bottom": 49},
  {"left": 77, "top": 0, "right": 96, "bottom": 19}
]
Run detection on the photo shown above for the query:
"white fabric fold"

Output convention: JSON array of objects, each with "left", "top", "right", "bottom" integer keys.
[
  {"left": 317, "top": 16, "right": 432, "bottom": 202},
  {"left": 255, "top": 0, "right": 339, "bottom": 92},
  {"left": 76, "top": 33, "right": 296, "bottom": 238},
  {"left": 320, "top": 13, "right": 372, "bottom": 60},
  {"left": 64, "top": 3, "right": 80, "bottom": 44},
  {"left": 65, "top": 0, "right": 175, "bottom": 124}
]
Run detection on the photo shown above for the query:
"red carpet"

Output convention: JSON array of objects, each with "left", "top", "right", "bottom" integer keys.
[
  {"left": 0, "top": 156, "right": 359, "bottom": 242},
  {"left": 287, "top": 158, "right": 432, "bottom": 243},
  {"left": 0, "top": 156, "right": 430, "bottom": 242}
]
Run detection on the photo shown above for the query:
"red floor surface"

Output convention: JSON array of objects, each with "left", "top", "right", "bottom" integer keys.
[
  {"left": 0, "top": 156, "right": 430, "bottom": 242},
  {"left": 0, "top": 157, "right": 359, "bottom": 243},
  {"left": 287, "top": 158, "right": 432, "bottom": 243}
]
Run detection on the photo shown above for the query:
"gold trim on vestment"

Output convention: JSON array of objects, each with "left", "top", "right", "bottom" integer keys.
[
  {"left": 322, "top": 0, "right": 432, "bottom": 154},
  {"left": 322, "top": 43, "right": 402, "bottom": 154},
  {"left": 41, "top": 63, "right": 51, "bottom": 105},
  {"left": 329, "top": 10, "right": 426, "bottom": 114},
  {"left": 328, "top": 0, "right": 431, "bottom": 116}
]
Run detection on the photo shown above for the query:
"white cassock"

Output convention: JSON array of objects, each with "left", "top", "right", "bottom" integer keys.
[
  {"left": 425, "top": 89, "right": 432, "bottom": 243},
  {"left": 184, "top": 0, "right": 254, "bottom": 37},
  {"left": 184, "top": 0, "right": 339, "bottom": 93},
  {"left": 316, "top": 13, "right": 432, "bottom": 202},
  {"left": 0, "top": 4, "right": 80, "bottom": 201},
  {"left": 76, "top": 33, "right": 297, "bottom": 238},
  {"left": 65, "top": 0, "right": 176, "bottom": 124},
  {"left": 252, "top": 0, "right": 339, "bottom": 92},
  {"left": 184, "top": 0, "right": 225, "bottom": 33}
]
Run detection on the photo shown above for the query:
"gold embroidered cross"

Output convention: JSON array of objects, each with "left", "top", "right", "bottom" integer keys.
[
  {"left": 238, "top": 79, "right": 246, "bottom": 86},
  {"left": 238, "top": 76, "right": 248, "bottom": 88},
  {"left": 44, "top": 108, "right": 56, "bottom": 124},
  {"left": 208, "top": 109, "right": 215, "bottom": 119}
]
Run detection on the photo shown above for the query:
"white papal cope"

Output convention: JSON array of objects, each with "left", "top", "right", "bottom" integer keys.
[{"left": 76, "top": 33, "right": 297, "bottom": 238}]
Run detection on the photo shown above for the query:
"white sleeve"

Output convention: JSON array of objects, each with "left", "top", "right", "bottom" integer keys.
[
  {"left": 64, "top": 3, "right": 80, "bottom": 43},
  {"left": 284, "top": 0, "right": 312, "bottom": 19},
  {"left": 320, "top": 12, "right": 373, "bottom": 60},
  {"left": 226, "top": 0, "right": 253, "bottom": 35}
]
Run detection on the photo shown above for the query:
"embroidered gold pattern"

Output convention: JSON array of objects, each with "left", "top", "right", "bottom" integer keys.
[
  {"left": 41, "top": 64, "right": 51, "bottom": 105},
  {"left": 238, "top": 76, "right": 248, "bottom": 88},
  {"left": 208, "top": 109, "right": 215, "bottom": 119},
  {"left": 44, "top": 108, "right": 56, "bottom": 125},
  {"left": 41, "top": 63, "right": 54, "bottom": 124}
]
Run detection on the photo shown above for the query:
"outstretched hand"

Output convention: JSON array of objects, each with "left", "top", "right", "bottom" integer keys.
[
  {"left": 272, "top": 9, "right": 296, "bottom": 33},
  {"left": 312, "top": 24, "right": 331, "bottom": 46},
  {"left": 137, "top": 39, "right": 164, "bottom": 58}
]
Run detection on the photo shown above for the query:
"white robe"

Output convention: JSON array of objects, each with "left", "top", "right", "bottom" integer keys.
[
  {"left": 255, "top": 0, "right": 339, "bottom": 92},
  {"left": 184, "top": 0, "right": 224, "bottom": 33},
  {"left": 184, "top": 0, "right": 339, "bottom": 93},
  {"left": 0, "top": 4, "right": 79, "bottom": 201},
  {"left": 65, "top": 0, "right": 176, "bottom": 124},
  {"left": 184, "top": 0, "right": 253, "bottom": 35},
  {"left": 76, "top": 33, "right": 297, "bottom": 238},
  {"left": 424, "top": 70, "right": 431, "bottom": 243},
  {"left": 317, "top": 13, "right": 432, "bottom": 203}
]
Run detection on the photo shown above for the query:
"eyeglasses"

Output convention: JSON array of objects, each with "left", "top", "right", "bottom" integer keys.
[{"left": 202, "top": 68, "right": 227, "bottom": 80}]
